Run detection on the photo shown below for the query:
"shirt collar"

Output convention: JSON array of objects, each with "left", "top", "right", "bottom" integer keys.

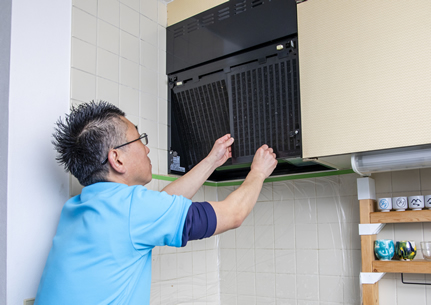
[{"left": 80, "top": 182, "right": 128, "bottom": 202}]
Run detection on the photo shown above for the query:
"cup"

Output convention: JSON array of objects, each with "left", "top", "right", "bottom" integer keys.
[
  {"left": 424, "top": 195, "right": 431, "bottom": 209},
  {"left": 395, "top": 241, "right": 417, "bottom": 261},
  {"left": 374, "top": 239, "right": 395, "bottom": 261},
  {"left": 420, "top": 241, "right": 431, "bottom": 261},
  {"left": 377, "top": 198, "right": 392, "bottom": 212},
  {"left": 408, "top": 195, "right": 424, "bottom": 210},
  {"left": 393, "top": 196, "right": 408, "bottom": 211}
]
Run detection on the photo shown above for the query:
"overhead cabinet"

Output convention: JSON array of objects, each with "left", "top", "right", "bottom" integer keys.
[{"left": 298, "top": 0, "right": 431, "bottom": 159}]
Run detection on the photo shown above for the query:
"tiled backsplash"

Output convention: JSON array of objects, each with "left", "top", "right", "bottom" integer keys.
[
  {"left": 375, "top": 169, "right": 431, "bottom": 305},
  {"left": 71, "top": 1, "right": 431, "bottom": 304},
  {"left": 218, "top": 174, "right": 362, "bottom": 305},
  {"left": 71, "top": 0, "right": 168, "bottom": 177},
  {"left": 71, "top": 0, "right": 170, "bottom": 197}
]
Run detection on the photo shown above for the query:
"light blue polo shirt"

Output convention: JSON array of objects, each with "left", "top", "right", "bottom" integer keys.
[{"left": 35, "top": 182, "right": 192, "bottom": 305}]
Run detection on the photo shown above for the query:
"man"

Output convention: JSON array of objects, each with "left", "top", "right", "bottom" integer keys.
[{"left": 35, "top": 101, "right": 277, "bottom": 304}]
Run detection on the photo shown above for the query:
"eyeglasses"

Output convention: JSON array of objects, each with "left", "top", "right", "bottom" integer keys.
[{"left": 101, "top": 133, "right": 148, "bottom": 165}]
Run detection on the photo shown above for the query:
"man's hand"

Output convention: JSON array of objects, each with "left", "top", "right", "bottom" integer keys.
[
  {"left": 162, "top": 134, "right": 234, "bottom": 198},
  {"left": 250, "top": 145, "right": 278, "bottom": 179},
  {"left": 207, "top": 134, "right": 235, "bottom": 168},
  {"left": 209, "top": 144, "right": 278, "bottom": 235}
]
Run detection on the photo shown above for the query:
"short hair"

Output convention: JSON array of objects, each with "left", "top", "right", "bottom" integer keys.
[{"left": 52, "top": 101, "right": 127, "bottom": 186}]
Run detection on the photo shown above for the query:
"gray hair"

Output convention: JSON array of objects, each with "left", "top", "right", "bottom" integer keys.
[{"left": 52, "top": 101, "right": 127, "bottom": 186}]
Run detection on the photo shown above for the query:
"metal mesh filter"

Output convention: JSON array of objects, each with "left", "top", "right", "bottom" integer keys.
[
  {"left": 170, "top": 36, "right": 302, "bottom": 174},
  {"left": 230, "top": 57, "right": 301, "bottom": 161},
  {"left": 172, "top": 79, "right": 230, "bottom": 168}
]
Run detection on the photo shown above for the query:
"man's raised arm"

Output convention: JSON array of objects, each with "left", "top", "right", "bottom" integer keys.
[{"left": 209, "top": 145, "right": 277, "bottom": 235}]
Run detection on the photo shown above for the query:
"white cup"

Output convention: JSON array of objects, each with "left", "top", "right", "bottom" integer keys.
[
  {"left": 408, "top": 195, "right": 424, "bottom": 210},
  {"left": 425, "top": 195, "right": 431, "bottom": 209},
  {"left": 393, "top": 197, "right": 408, "bottom": 211},
  {"left": 377, "top": 198, "right": 392, "bottom": 212},
  {"left": 421, "top": 241, "right": 431, "bottom": 261}
]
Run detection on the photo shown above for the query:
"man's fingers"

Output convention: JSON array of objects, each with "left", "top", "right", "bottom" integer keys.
[
  {"left": 216, "top": 134, "right": 234, "bottom": 148},
  {"left": 261, "top": 144, "right": 269, "bottom": 150},
  {"left": 218, "top": 134, "right": 231, "bottom": 143}
]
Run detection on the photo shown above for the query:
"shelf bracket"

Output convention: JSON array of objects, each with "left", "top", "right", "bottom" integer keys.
[
  {"left": 360, "top": 272, "right": 386, "bottom": 284},
  {"left": 357, "top": 177, "right": 376, "bottom": 200},
  {"left": 359, "top": 223, "right": 386, "bottom": 235}
]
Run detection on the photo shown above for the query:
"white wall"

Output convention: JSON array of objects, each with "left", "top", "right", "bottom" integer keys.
[
  {"left": 70, "top": 0, "right": 169, "bottom": 194},
  {"left": 375, "top": 169, "right": 431, "bottom": 305},
  {"left": 7, "top": 0, "right": 71, "bottom": 304},
  {"left": 17, "top": 1, "right": 431, "bottom": 305},
  {"left": 69, "top": 0, "right": 224, "bottom": 304},
  {"left": 218, "top": 174, "right": 362, "bottom": 305},
  {"left": 218, "top": 171, "right": 431, "bottom": 305}
]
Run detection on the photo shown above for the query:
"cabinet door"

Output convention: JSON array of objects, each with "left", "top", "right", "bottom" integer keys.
[{"left": 298, "top": 0, "right": 431, "bottom": 159}]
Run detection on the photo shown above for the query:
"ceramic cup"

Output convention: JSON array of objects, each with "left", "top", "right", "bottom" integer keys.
[
  {"left": 374, "top": 239, "right": 395, "bottom": 261},
  {"left": 424, "top": 195, "right": 431, "bottom": 209},
  {"left": 395, "top": 241, "right": 417, "bottom": 261},
  {"left": 408, "top": 195, "right": 424, "bottom": 210},
  {"left": 393, "top": 196, "right": 408, "bottom": 211},
  {"left": 420, "top": 241, "right": 431, "bottom": 261},
  {"left": 377, "top": 198, "right": 392, "bottom": 212}
]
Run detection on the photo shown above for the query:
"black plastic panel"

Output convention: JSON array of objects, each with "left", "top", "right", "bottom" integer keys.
[{"left": 166, "top": 0, "right": 298, "bottom": 74}]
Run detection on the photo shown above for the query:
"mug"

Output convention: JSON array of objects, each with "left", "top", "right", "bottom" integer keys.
[
  {"left": 395, "top": 241, "right": 417, "bottom": 261},
  {"left": 374, "top": 239, "right": 395, "bottom": 261},
  {"left": 424, "top": 195, "right": 431, "bottom": 209},
  {"left": 408, "top": 195, "right": 424, "bottom": 210},
  {"left": 393, "top": 197, "right": 408, "bottom": 211},
  {"left": 377, "top": 198, "right": 392, "bottom": 212}
]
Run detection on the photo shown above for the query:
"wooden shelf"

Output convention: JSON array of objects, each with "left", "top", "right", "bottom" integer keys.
[
  {"left": 373, "top": 259, "right": 431, "bottom": 273},
  {"left": 358, "top": 179, "right": 431, "bottom": 304},
  {"left": 370, "top": 210, "right": 431, "bottom": 224}
]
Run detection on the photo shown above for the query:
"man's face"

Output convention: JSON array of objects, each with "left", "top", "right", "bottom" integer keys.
[{"left": 121, "top": 117, "right": 152, "bottom": 186}]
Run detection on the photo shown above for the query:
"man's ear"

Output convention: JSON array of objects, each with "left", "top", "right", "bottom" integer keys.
[{"left": 107, "top": 149, "right": 126, "bottom": 174}]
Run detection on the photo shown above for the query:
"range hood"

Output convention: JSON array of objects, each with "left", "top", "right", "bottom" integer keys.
[{"left": 166, "top": 0, "right": 335, "bottom": 181}]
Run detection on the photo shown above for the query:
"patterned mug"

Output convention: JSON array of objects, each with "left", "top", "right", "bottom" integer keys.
[
  {"left": 395, "top": 241, "right": 417, "bottom": 261},
  {"left": 425, "top": 195, "right": 431, "bottom": 209},
  {"left": 393, "top": 197, "right": 408, "bottom": 211},
  {"left": 374, "top": 239, "right": 395, "bottom": 261},
  {"left": 377, "top": 198, "right": 392, "bottom": 212},
  {"left": 408, "top": 196, "right": 424, "bottom": 210}
]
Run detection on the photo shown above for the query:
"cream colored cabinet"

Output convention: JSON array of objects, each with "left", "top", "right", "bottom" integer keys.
[
  {"left": 167, "top": 0, "right": 228, "bottom": 26},
  {"left": 298, "top": 1, "right": 431, "bottom": 159},
  {"left": 168, "top": 1, "right": 431, "bottom": 160}
]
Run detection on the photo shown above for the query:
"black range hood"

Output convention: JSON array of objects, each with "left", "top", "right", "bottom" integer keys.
[{"left": 167, "top": 0, "right": 334, "bottom": 181}]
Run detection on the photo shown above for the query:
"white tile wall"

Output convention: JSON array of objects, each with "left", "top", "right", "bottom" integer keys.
[
  {"left": 71, "top": 0, "right": 169, "bottom": 182},
  {"left": 375, "top": 169, "right": 431, "bottom": 304},
  {"left": 70, "top": 1, "right": 215, "bottom": 303},
  {"left": 217, "top": 170, "right": 431, "bottom": 304},
  {"left": 71, "top": 1, "right": 431, "bottom": 303},
  {"left": 219, "top": 173, "right": 363, "bottom": 304}
]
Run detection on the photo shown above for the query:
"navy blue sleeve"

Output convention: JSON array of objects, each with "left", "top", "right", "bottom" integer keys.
[{"left": 181, "top": 201, "right": 217, "bottom": 247}]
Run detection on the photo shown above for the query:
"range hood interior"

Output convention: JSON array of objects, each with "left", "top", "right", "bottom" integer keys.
[{"left": 167, "top": 0, "right": 336, "bottom": 181}]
